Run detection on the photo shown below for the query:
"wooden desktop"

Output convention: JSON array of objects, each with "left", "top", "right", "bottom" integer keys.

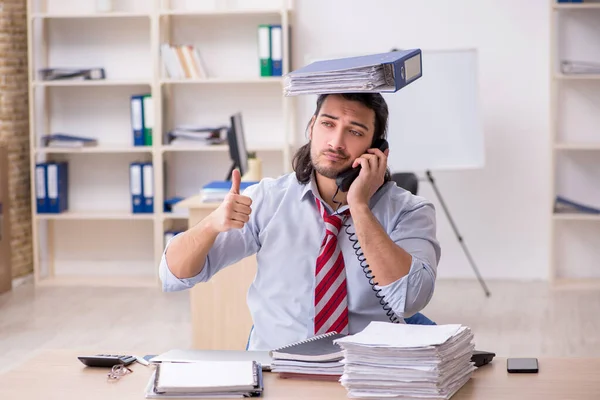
[{"left": 0, "top": 350, "right": 599, "bottom": 400}]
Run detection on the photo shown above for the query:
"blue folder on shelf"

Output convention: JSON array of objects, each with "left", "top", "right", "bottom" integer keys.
[{"left": 283, "top": 49, "right": 422, "bottom": 96}]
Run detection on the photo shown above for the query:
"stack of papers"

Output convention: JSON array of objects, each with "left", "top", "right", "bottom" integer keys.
[
  {"left": 560, "top": 60, "right": 600, "bottom": 75},
  {"left": 283, "top": 49, "right": 422, "bottom": 96},
  {"left": 333, "top": 322, "right": 476, "bottom": 400},
  {"left": 144, "top": 361, "right": 263, "bottom": 398}
]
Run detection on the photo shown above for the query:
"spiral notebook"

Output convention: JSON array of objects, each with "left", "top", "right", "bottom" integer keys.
[{"left": 269, "top": 332, "right": 347, "bottom": 362}]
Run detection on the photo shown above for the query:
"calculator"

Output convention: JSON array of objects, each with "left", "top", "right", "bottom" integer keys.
[{"left": 77, "top": 354, "right": 137, "bottom": 368}]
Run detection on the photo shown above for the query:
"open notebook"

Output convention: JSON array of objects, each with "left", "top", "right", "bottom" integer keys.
[{"left": 144, "top": 360, "right": 263, "bottom": 398}]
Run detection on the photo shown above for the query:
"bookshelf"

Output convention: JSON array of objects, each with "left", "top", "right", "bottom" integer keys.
[
  {"left": 27, "top": 0, "right": 295, "bottom": 287},
  {"left": 550, "top": 0, "right": 600, "bottom": 287}
]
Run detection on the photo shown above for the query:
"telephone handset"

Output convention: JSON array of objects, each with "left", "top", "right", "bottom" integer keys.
[
  {"left": 335, "top": 139, "right": 389, "bottom": 192},
  {"left": 330, "top": 138, "right": 400, "bottom": 324}
]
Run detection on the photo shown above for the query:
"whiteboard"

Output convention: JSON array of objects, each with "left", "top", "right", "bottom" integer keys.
[
  {"left": 383, "top": 49, "right": 485, "bottom": 171},
  {"left": 296, "top": 49, "right": 485, "bottom": 172}
]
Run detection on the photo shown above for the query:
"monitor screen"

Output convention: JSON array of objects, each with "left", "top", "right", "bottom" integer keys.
[{"left": 227, "top": 112, "right": 249, "bottom": 179}]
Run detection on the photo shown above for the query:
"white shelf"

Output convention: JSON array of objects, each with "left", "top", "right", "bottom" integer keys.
[
  {"left": 33, "top": 80, "right": 151, "bottom": 87},
  {"left": 161, "top": 144, "right": 284, "bottom": 152},
  {"left": 28, "top": 0, "right": 294, "bottom": 287},
  {"left": 554, "top": 73, "right": 600, "bottom": 80},
  {"left": 553, "top": 213, "right": 600, "bottom": 221},
  {"left": 30, "top": 12, "right": 151, "bottom": 19},
  {"left": 35, "top": 211, "right": 154, "bottom": 221},
  {"left": 161, "top": 77, "right": 283, "bottom": 85},
  {"left": 553, "top": 3, "right": 600, "bottom": 10},
  {"left": 550, "top": 2, "right": 600, "bottom": 285},
  {"left": 36, "top": 146, "right": 153, "bottom": 154},
  {"left": 160, "top": 8, "right": 287, "bottom": 17},
  {"left": 554, "top": 143, "right": 600, "bottom": 150}
]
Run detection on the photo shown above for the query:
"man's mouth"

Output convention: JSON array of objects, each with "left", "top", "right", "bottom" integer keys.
[{"left": 323, "top": 151, "right": 347, "bottom": 161}]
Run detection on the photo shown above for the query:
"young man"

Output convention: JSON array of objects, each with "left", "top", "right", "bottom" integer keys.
[{"left": 159, "top": 93, "right": 441, "bottom": 351}]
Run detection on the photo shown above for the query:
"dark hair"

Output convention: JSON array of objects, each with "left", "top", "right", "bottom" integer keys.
[{"left": 292, "top": 93, "right": 392, "bottom": 185}]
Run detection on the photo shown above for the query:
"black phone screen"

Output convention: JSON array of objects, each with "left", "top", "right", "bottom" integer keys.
[{"left": 507, "top": 358, "right": 538, "bottom": 373}]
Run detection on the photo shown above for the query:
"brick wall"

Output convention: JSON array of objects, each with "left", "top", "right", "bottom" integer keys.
[{"left": 0, "top": 0, "right": 33, "bottom": 279}]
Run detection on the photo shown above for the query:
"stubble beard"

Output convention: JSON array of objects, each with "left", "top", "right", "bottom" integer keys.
[{"left": 311, "top": 148, "right": 350, "bottom": 179}]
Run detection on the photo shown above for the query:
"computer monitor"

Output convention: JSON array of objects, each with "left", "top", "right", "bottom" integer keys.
[{"left": 226, "top": 112, "right": 249, "bottom": 181}]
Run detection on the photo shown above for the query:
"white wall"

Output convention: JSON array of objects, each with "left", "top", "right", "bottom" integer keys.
[{"left": 291, "top": 0, "right": 551, "bottom": 280}]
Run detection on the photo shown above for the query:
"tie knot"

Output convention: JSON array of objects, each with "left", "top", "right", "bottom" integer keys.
[{"left": 315, "top": 198, "right": 348, "bottom": 236}]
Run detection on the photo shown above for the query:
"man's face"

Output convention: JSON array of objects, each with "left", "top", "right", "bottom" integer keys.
[{"left": 309, "top": 95, "right": 376, "bottom": 179}]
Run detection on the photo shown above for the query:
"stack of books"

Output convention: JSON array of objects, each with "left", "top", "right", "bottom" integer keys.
[
  {"left": 333, "top": 322, "right": 476, "bottom": 400},
  {"left": 269, "top": 332, "right": 346, "bottom": 381}
]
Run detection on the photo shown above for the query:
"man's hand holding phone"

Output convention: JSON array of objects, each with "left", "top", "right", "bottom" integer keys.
[
  {"left": 346, "top": 147, "right": 390, "bottom": 208},
  {"left": 209, "top": 169, "right": 253, "bottom": 233}
]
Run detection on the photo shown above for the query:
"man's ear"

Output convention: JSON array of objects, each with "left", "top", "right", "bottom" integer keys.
[{"left": 308, "top": 115, "right": 315, "bottom": 140}]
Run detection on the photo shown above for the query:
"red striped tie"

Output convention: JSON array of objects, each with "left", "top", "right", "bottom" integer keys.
[{"left": 314, "top": 197, "right": 349, "bottom": 335}]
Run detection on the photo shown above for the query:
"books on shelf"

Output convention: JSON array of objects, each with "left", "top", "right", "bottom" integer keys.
[
  {"left": 130, "top": 94, "right": 153, "bottom": 146},
  {"left": 333, "top": 322, "right": 476, "bottom": 400},
  {"left": 554, "top": 195, "right": 600, "bottom": 214},
  {"left": 258, "top": 24, "right": 284, "bottom": 77},
  {"left": 35, "top": 162, "right": 69, "bottom": 214},
  {"left": 129, "top": 162, "right": 154, "bottom": 214},
  {"left": 283, "top": 49, "right": 422, "bottom": 96},
  {"left": 41, "top": 134, "right": 98, "bottom": 148},
  {"left": 161, "top": 43, "right": 208, "bottom": 80},
  {"left": 166, "top": 125, "right": 228, "bottom": 146},
  {"left": 144, "top": 360, "right": 264, "bottom": 398},
  {"left": 269, "top": 332, "right": 346, "bottom": 381},
  {"left": 38, "top": 67, "right": 105, "bottom": 81},
  {"left": 560, "top": 60, "right": 600, "bottom": 75}
]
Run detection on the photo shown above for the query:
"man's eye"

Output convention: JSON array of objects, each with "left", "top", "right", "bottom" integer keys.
[
  {"left": 321, "top": 121, "right": 332, "bottom": 127},
  {"left": 350, "top": 130, "right": 362, "bottom": 136}
]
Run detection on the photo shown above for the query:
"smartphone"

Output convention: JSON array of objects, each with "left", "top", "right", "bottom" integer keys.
[
  {"left": 335, "top": 138, "right": 389, "bottom": 192},
  {"left": 507, "top": 357, "right": 538, "bottom": 373}
]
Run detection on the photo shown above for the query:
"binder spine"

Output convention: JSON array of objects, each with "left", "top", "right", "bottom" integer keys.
[
  {"left": 258, "top": 24, "right": 272, "bottom": 77},
  {"left": 130, "top": 95, "right": 145, "bottom": 146},
  {"left": 35, "top": 163, "right": 47, "bottom": 213},
  {"left": 271, "top": 331, "right": 338, "bottom": 352},
  {"left": 270, "top": 25, "right": 283, "bottom": 76}
]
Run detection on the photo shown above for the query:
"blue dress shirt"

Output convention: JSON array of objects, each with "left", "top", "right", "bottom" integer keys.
[{"left": 159, "top": 172, "right": 441, "bottom": 351}]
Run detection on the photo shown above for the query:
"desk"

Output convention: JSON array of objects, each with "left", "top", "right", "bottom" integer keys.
[
  {"left": 174, "top": 195, "right": 256, "bottom": 350},
  {"left": 1, "top": 350, "right": 599, "bottom": 399}
]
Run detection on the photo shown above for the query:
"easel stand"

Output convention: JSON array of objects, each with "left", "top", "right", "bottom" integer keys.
[{"left": 424, "top": 170, "right": 491, "bottom": 297}]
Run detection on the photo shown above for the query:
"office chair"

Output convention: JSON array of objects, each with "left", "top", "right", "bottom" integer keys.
[
  {"left": 391, "top": 172, "right": 419, "bottom": 196},
  {"left": 390, "top": 172, "right": 437, "bottom": 327}
]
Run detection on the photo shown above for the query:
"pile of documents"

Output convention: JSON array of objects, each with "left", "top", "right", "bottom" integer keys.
[
  {"left": 333, "top": 322, "right": 476, "bottom": 400},
  {"left": 283, "top": 49, "right": 422, "bottom": 96},
  {"left": 167, "top": 125, "right": 227, "bottom": 146}
]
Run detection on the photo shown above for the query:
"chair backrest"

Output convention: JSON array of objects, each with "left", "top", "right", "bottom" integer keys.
[{"left": 391, "top": 172, "right": 419, "bottom": 195}]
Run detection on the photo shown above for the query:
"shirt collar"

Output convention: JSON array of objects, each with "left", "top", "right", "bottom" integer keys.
[{"left": 299, "top": 170, "right": 351, "bottom": 215}]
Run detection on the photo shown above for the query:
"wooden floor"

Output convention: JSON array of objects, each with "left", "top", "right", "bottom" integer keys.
[{"left": 1, "top": 279, "right": 599, "bottom": 373}]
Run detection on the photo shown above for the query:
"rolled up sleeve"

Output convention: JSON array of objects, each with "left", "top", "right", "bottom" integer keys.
[
  {"left": 377, "top": 200, "right": 441, "bottom": 318},
  {"left": 158, "top": 184, "right": 263, "bottom": 293}
]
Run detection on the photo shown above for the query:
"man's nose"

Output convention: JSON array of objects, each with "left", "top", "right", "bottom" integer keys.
[{"left": 328, "top": 129, "right": 345, "bottom": 150}]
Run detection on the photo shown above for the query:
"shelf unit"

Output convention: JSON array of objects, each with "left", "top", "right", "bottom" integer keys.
[
  {"left": 27, "top": 0, "right": 295, "bottom": 287},
  {"left": 550, "top": 0, "right": 600, "bottom": 287}
]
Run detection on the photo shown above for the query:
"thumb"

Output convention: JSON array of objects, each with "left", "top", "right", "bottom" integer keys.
[{"left": 230, "top": 169, "right": 241, "bottom": 195}]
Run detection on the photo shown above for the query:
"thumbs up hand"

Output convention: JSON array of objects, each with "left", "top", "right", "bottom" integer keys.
[{"left": 208, "top": 169, "right": 253, "bottom": 233}]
